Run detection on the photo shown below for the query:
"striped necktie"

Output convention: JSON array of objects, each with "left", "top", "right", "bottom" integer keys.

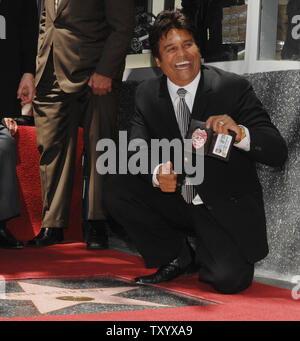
[{"left": 176, "top": 88, "right": 196, "bottom": 204}]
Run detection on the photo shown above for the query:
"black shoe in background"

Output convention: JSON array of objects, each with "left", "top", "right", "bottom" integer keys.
[
  {"left": 0, "top": 221, "right": 24, "bottom": 249},
  {"left": 85, "top": 220, "right": 109, "bottom": 250},
  {"left": 26, "top": 227, "right": 64, "bottom": 247}
]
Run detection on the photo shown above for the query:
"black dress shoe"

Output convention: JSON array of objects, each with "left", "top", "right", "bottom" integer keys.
[
  {"left": 85, "top": 220, "right": 108, "bottom": 250},
  {"left": 135, "top": 258, "right": 196, "bottom": 285},
  {"left": 0, "top": 225, "right": 24, "bottom": 249},
  {"left": 26, "top": 228, "right": 64, "bottom": 247}
]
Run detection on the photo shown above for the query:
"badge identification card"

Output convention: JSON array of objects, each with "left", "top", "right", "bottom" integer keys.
[{"left": 212, "top": 133, "right": 233, "bottom": 158}]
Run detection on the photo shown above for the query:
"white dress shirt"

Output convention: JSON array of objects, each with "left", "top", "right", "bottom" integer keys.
[
  {"left": 55, "top": 0, "right": 61, "bottom": 12},
  {"left": 153, "top": 72, "right": 251, "bottom": 205}
]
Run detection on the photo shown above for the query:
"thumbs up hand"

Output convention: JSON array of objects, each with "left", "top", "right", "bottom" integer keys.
[{"left": 157, "top": 161, "right": 178, "bottom": 193}]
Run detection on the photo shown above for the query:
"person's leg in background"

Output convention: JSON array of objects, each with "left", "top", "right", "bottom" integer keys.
[
  {"left": 0, "top": 123, "right": 23, "bottom": 249},
  {"left": 28, "top": 56, "right": 81, "bottom": 247},
  {"left": 81, "top": 89, "right": 118, "bottom": 250}
]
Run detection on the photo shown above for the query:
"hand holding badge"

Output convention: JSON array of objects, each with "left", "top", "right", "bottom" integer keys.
[{"left": 186, "top": 115, "right": 237, "bottom": 162}]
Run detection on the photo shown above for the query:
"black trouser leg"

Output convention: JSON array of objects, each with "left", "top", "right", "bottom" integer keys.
[
  {"left": 190, "top": 205, "right": 254, "bottom": 294},
  {"left": 104, "top": 174, "right": 254, "bottom": 294},
  {"left": 104, "top": 174, "right": 193, "bottom": 268}
]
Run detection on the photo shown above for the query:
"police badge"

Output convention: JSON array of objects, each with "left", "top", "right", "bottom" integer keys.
[{"left": 186, "top": 119, "right": 236, "bottom": 162}]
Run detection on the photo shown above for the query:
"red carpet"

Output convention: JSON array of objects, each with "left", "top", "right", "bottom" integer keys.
[{"left": 0, "top": 243, "right": 299, "bottom": 321}]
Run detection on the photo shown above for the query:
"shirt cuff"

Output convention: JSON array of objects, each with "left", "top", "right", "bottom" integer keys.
[
  {"left": 152, "top": 163, "right": 163, "bottom": 187},
  {"left": 234, "top": 125, "right": 250, "bottom": 152}
]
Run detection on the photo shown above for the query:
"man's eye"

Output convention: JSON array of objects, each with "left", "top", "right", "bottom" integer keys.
[{"left": 167, "top": 47, "right": 175, "bottom": 53}]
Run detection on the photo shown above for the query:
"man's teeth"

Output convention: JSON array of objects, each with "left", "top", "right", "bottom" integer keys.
[{"left": 176, "top": 61, "right": 190, "bottom": 66}]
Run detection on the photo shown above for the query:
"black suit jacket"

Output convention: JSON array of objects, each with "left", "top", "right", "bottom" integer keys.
[
  {"left": 0, "top": 0, "right": 38, "bottom": 116},
  {"left": 130, "top": 65, "right": 288, "bottom": 263}
]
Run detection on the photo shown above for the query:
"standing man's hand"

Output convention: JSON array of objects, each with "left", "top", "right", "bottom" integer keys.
[
  {"left": 88, "top": 72, "right": 112, "bottom": 96},
  {"left": 206, "top": 114, "right": 243, "bottom": 143},
  {"left": 157, "top": 161, "right": 178, "bottom": 192},
  {"left": 3, "top": 118, "right": 18, "bottom": 136},
  {"left": 17, "top": 73, "right": 35, "bottom": 106}
]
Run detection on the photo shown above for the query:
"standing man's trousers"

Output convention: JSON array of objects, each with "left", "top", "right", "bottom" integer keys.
[{"left": 33, "top": 57, "right": 117, "bottom": 229}]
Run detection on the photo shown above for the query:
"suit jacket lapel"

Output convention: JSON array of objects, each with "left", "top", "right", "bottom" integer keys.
[
  {"left": 158, "top": 75, "right": 183, "bottom": 139},
  {"left": 191, "top": 65, "right": 213, "bottom": 121}
]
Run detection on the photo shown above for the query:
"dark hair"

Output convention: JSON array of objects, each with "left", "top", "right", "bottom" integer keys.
[{"left": 149, "top": 9, "right": 197, "bottom": 60}]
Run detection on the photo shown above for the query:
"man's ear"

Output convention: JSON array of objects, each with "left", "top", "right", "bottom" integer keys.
[{"left": 154, "top": 57, "right": 161, "bottom": 68}]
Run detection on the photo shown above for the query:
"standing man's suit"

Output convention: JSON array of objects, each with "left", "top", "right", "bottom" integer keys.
[
  {"left": 104, "top": 65, "right": 288, "bottom": 293},
  {"left": 32, "top": 1, "right": 134, "bottom": 237}
]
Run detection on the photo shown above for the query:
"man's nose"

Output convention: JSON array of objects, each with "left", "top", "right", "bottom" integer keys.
[{"left": 176, "top": 46, "right": 186, "bottom": 58}]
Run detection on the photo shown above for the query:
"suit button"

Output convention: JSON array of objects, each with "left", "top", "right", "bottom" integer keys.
[
  {"left": 205, "top": 204, "right": 213, "bottom": 210},
  {"left": 254, "top": 146, "right": 262, "bottom": 151}
]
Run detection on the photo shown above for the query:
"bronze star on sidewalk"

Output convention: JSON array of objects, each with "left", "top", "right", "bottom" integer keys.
[{"left": 3, "top": 281, "right": 170, "bottom": 314}]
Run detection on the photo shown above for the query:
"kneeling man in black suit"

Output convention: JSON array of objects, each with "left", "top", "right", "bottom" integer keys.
[{"left": 104, "top": 10, "right": 288, "bottom": 294}]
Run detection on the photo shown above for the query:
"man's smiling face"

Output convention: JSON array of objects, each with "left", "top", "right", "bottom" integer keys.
[{"left": 155, "top": 28, "right": 201, "bottom": 86}]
